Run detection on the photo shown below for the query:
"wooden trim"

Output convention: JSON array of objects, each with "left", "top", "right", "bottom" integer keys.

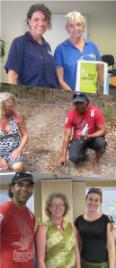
[
  {"left": 86, "top": 181, "right": 116, "bottom": 187},
  {"left": 110, "top": 76, "right": 116, "bottom": 87}
]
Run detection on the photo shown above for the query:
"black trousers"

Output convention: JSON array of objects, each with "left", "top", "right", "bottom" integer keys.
[{"left": 69, "top": 137, "right": 106, "bottom": 164}]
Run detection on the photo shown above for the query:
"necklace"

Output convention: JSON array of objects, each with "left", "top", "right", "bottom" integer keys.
[
  {"left": 55, "top": 222, "right": 64, "bottom": 230},
  {"left": 52, "top": 218, "right": 64, "bottom": 230},
  {"left": 57, "top": 224, "right": 62, "bottom": 229}
]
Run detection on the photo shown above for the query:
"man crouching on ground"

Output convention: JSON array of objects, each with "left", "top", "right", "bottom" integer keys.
[{"left": 59, "top": 92, "right": 107, "bottom": 168}]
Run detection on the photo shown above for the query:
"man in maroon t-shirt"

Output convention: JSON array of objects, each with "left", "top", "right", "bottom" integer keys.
[
  {"left": 0, "top": 172, "right": 35, "bottom": 268},
  {"left": 59, "top": 92, "right": 107, "bottom": 166}
]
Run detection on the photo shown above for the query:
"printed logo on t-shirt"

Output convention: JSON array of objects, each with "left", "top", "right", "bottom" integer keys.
[
  {"left": 87, "top": 53, "right": 97, "bottom": 60},
  {"left": 13, "top": 249, "right": 33, "bottom": 262},
  {"left": 80, "top": 53, "right": 97, "bottom": 61},
  {"left": 12, "top": 214, "right": 34, "bottom": 262}
]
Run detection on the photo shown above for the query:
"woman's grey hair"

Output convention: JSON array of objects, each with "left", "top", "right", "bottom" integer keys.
[
  {"left": 0, "top": 92, "right": 16, "bottom": 103},
  {"left": 45, "top": 192, "right": 70, "bottom": 218},
  {"left": 65, "top": 11, "right": 85, "bottom": 26}
]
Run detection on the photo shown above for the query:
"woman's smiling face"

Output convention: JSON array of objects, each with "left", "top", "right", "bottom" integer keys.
[
  {"left": 49, "top": 197, "right": 65, "bottom": 219},
  {"left": 4, "top": 98, "right": 15, "bottom": 115},
  {"left": 86, "top": 193, "right": 102, "bottom": 213},
  {"left": 28, "top": 11, "right": 48, "bottom": 37},
  {"left": 66, "top": 21, "right": 84, "bottom": 39}
]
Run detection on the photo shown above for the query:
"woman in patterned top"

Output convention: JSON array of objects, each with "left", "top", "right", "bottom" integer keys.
[
  {"left": 0, "top": 92, "right": 28, "bottom": 171},
  {"left": 35, "top": 192, "right": 81, "bottom": 268}
]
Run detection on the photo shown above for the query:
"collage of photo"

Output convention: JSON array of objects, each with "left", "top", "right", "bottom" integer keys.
[{"left": 0, "top": 1, "right": 116, "bottom": 268}]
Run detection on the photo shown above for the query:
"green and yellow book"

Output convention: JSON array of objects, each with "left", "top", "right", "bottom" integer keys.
[{"left": 75, "top": 60, "right": 108, "bottom": 95}]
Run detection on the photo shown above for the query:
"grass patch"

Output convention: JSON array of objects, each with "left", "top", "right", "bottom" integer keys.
[{"left": 102, "top": 105, "right": 116, "bottom": 122}]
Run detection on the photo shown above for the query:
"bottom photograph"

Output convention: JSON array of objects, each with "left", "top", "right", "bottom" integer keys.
[{"left": 0, "top": 171, "right": 116, "bottom": 268}]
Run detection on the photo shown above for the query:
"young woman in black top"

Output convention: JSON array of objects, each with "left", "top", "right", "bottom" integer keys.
[{"left": 74, "top": 188, "right": 115, "bottom": 268}]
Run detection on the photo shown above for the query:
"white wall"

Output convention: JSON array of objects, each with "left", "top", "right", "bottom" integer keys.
[{"left": 1, "top": 1, "right": 116, "bottom": 82}]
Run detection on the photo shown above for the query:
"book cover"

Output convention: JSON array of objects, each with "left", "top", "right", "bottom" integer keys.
[{"left": 75, "top": 60, "right": 108, "bottom": 95}]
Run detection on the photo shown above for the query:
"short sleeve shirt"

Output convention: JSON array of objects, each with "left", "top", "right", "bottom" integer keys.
[
  {"left": 5, "top": 32, "right": 59, "bottom": 88},
  {"left": 0, "top": 201, "right": 35, "bottom": 268},
  {"left": 74, "top": 214, "right": 112, "bottom": 262},
  {"left": 54, "top": 39, "right": 101, "bottom": 90},
  {"left": 64, "top": 104, "right": 105, "bottom": 139}
]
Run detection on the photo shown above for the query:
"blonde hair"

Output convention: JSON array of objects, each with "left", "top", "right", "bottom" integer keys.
[
  {"left": 0, "top": 92, "right": 16, "bottom": 103},
  {"left": 65, "top": 11, "right": 85, "bottom": 26},
  {"left": 0, "top": 93, "right": 16, "bottom": 119}
]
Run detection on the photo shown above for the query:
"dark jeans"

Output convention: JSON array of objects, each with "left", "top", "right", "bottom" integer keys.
[{"left": 69, "top": 137, "right": 106, "bottom": 164}]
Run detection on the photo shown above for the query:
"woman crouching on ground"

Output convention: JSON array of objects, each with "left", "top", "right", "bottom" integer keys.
[{"left": 0, "top": 92, "right": 29, "bottom": 171}]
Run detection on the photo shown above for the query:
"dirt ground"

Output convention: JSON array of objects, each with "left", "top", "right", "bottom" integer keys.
[{"left": 0, "top": 86, "right": 116, "bottom": 179}]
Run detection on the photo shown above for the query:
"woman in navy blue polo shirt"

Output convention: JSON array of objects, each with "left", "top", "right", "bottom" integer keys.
[
  {"left": 5, "top": 4, "right": 59, "bottom": 89},
  {"left": 55, "top": 11, "right": 101, "bottom": 91}
]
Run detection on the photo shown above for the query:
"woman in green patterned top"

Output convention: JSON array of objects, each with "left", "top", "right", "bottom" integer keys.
[{"left": 35, "top": 192, "right": 81, "bottom": 268}]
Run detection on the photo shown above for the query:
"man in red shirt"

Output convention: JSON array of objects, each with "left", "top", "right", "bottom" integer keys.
[
  {"left": 60, "top": 92, "right": 107, "bottom": 166},
  {"left": 0, "top": 172, "right": 35, "bottom": 268}
]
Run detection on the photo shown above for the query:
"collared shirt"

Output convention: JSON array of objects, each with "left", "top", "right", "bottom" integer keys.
[
  {"left": 5, "top": 32, "right": 59, "bottom": 88},
  {"left": 54, "top": 39, "right": 101, "bottom": 90}
]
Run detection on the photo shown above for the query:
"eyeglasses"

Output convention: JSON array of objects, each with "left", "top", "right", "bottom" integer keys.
[{"left": 50, "top": 204, "right": 65, "bottom": 208}]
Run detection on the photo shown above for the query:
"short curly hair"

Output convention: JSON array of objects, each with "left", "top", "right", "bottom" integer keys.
[
  {"left": 27, "top": 4, "right": 51, "bottom": 29},
  {"left": 45, "top": 192, "right": 70, "bottom": 217}
]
